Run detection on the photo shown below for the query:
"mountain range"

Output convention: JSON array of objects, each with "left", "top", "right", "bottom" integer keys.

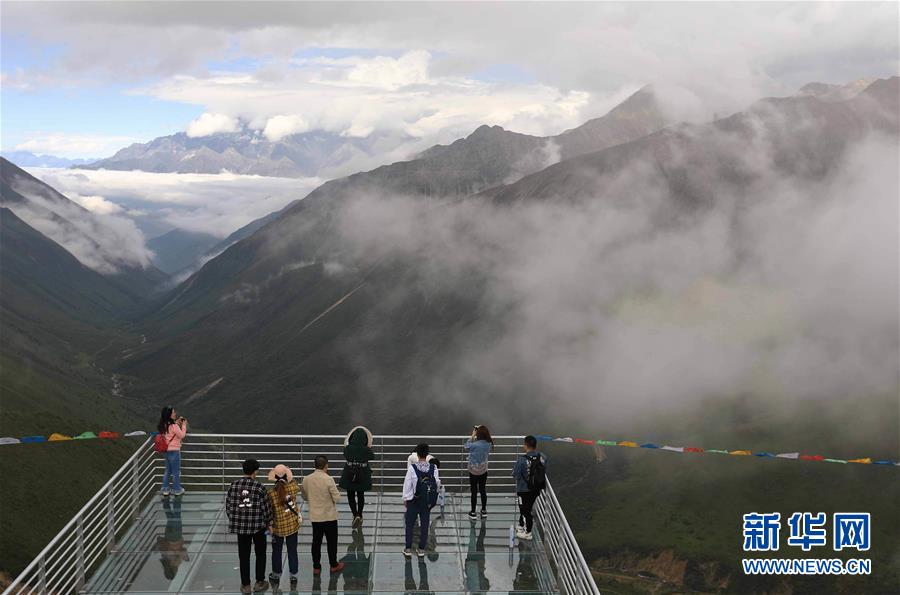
[
  {"left": 78, "top": 128, "right": 417, "bottom": 179},
  {"left": 0, "top": 151, "right": 94, "bottom": 168},
  {"left": 108, "top": 78, "right": 897, "bottom": 434},
  {"left": 78, "top": 86, "right": 667, "bottom": 184}
]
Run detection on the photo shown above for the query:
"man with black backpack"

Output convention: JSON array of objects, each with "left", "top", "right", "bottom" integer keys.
[
  {"left": 402, "top": 443, "right": 442, "bottom": 558},
  {"left": 512, "top": 435, "right": 547, "bottom": 541}
]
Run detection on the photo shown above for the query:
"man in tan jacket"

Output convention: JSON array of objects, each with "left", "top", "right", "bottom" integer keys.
[{"left": 300, "top": 455, "right": 344, "bottom": 574}]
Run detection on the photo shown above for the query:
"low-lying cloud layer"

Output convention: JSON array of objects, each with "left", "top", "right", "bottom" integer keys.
[
  {"left": 332, "top": 133, "right": 898, "bottom": 423},
  {"left": 28, "top": 168, "right": 318, "bottom": 238}
]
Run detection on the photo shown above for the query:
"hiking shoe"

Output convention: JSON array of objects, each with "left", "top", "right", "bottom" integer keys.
[
  {"left": 480, "top": 509, "right": 488, "bottom": 518},
  {"left": 403, "top": 548, "right": 413, "bottom": 558},
  {"left": 467, "top": 511, "right": 478, "bottom": 520},
  {"left": 330, "top": 562, "right": 344, "bottom": 574},
  {"left": 516, "top": 529, "right": 533, "bottom": 541},
  {"left": 253, "top": 580, "right": 268, "bottom": 592},
  {"left": 416, "top": 548, "right": 426, "bottom": 558},
  {"left": 240, "top": 585, "right": 251, "bottom": 594}
]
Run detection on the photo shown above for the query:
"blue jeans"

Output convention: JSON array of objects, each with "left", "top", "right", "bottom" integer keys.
[
  {"left": 272, "top": 532, "right": 298, "bottom": 576},
  {"left": 162, "top": 450, "right": 182, "bottom": 492},
  {"left": 404, "top": 502, "right": 429, "bottom": 549}
]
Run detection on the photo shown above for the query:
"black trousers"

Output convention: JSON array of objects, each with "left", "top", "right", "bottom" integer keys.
[
  {"left": 517, "top": 491, "right": 539, "bottom": 532},
  {"left": 348, "top": 491, "right": 366, "bottom": 517},
  {"left": 469, "top": 472, "right": 488, "bottom": 512},
  {"left": 311, "top": 520, "right": 338, "bottom": 569},
  {"left": 237, "top": 529, "right": 267, "bottom": 585}
]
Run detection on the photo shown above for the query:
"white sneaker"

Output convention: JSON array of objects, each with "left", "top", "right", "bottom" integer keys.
[
  {"left": 416, "top": 548, "right": 426, "bottom": 558},
  {"left": 173, "top": 488, "right": 185, "bottom": 496},
  {"left": 161, "top": 490, "right": 170, "bottom": 496},
  {"left": 516, "top": 529, "right": 533, "bottom": 540},
  {"left": 402, "top": 548, "right": 412, "bottom": 558}
]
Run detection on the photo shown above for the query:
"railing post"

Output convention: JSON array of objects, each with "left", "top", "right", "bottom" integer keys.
[
  {"left": 38, "top": 555, "right": 46, "bottom": 594},
  {"left": 106, "top": 484, "right": 115, "bottom": 551},
  {"left": 75, "top": 515, "right": 86, "bottom": 591},
  {"left": 379, "top": 437, "right": 385, "bottom": 492},
  {"left": 131, "top": 456, "right": 140, "bottom": 518}
]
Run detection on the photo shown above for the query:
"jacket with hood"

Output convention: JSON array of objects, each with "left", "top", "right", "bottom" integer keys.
[{"left": 339, "top": 426, "right": 374, "bottom": 492}]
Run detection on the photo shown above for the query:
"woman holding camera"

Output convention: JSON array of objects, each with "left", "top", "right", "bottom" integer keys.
[
  {"left": 158, "top": 406, "right": 188, "bottom": 496},
  {"left": 465, "top": 425, "right": 494, "bottom": 520}
]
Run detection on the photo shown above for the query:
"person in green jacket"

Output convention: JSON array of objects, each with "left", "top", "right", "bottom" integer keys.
[{"left": 339, "top": 426, "right": 374, "bottom": 527}]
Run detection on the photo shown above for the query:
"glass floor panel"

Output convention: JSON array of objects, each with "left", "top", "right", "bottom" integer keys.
[{"left": 84, "top": 491, "right": 559, "bottom": 594}]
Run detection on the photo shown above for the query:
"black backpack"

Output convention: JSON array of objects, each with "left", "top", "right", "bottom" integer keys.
[
  {"left": 525, "top": 454, "right": 546, "bottom": 492},
  {"left": 346, "top": 461, "right": 363, "bottom": 484},
  {"left": 412, "top": 463, "right": 439, "bottom": 510}
]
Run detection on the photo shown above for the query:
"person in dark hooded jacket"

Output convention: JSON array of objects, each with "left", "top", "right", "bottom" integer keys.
[{"left": 339, "top": 426, "right": 374, "bottom": 527}]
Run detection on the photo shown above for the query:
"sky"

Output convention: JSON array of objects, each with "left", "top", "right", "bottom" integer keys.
[{"left": 2, "top": 1, "right": 897, "bottom": 159}]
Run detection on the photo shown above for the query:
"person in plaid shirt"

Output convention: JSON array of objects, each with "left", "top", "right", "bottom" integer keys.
[
  {"left": 226, "top": 459, "right": 273, "bottom": 593},
  {"left": 266, "top": 464, "right": 301, "bottom": 587}
]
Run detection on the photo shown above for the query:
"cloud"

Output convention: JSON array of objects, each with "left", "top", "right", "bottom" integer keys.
[
  {"left": 70, "top": 194, "right": 124, "bottom": 215},
  {"left": 139, "top": 54, "right": 593, "bottom": 141},
  {"left": 263, "top": 114, "right": 310, "bottom": 141},
  {"left": 3, "top": 3, "right": 896, "bottom": 133},
  {"left": 327, "top": 130, "right": 898, "bottom": 425},
  {"left": 186, "top": 112, "right": 239, "bottom": 137},
  {"left": 342, "top": 49, "right": 431, "bottom": 90},
  {"left": 13, "top": 134, "right": 138, "bottom": 159},
  {"left": 26, "top": 167, "right": 320, "bottom": 237}
]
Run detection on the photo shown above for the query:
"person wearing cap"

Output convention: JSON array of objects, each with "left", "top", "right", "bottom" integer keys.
[
  {"left": 226, "top": 459, "right": 273, "bottom": 593},
  {"left": 266, "top": 464, "right": 301, "bottom": 587},
  {"left": 300, "top": 455, "right": 344, "bottom": 575},
  {"left": 338, "top": 426, "right": 374, "bottom": 528}
]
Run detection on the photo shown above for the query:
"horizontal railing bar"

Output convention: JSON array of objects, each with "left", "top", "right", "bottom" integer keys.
[{"left": 188, "top": 433, "right": 524, "bottom": 439}]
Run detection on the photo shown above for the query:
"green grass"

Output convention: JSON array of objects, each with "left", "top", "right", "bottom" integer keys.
[
  {"left": 0, "top": 352, "right": 149, "bottom": 437},
  {"left": 0, "top": 438, "right": 144, "bottom": 576}
]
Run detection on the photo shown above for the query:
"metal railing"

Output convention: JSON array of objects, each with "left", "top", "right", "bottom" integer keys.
[
  {"left": 4, "top": 433, "right": 599, "bottom": 595},
  {"left": 537, "top": 478, "right": 601, "bottom": 594},
  {"left": 2, "top": 436, "right": 158, "bottom": 595}
]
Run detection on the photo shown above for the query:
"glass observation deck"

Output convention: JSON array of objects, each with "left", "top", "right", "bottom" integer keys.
[{"left": 3, "top": 435, "right": 599, "bottom": 595}]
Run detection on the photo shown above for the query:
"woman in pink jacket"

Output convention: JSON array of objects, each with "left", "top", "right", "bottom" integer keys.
[{"left": 158, "top": 406, "right": 188, "bottom": 496}]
